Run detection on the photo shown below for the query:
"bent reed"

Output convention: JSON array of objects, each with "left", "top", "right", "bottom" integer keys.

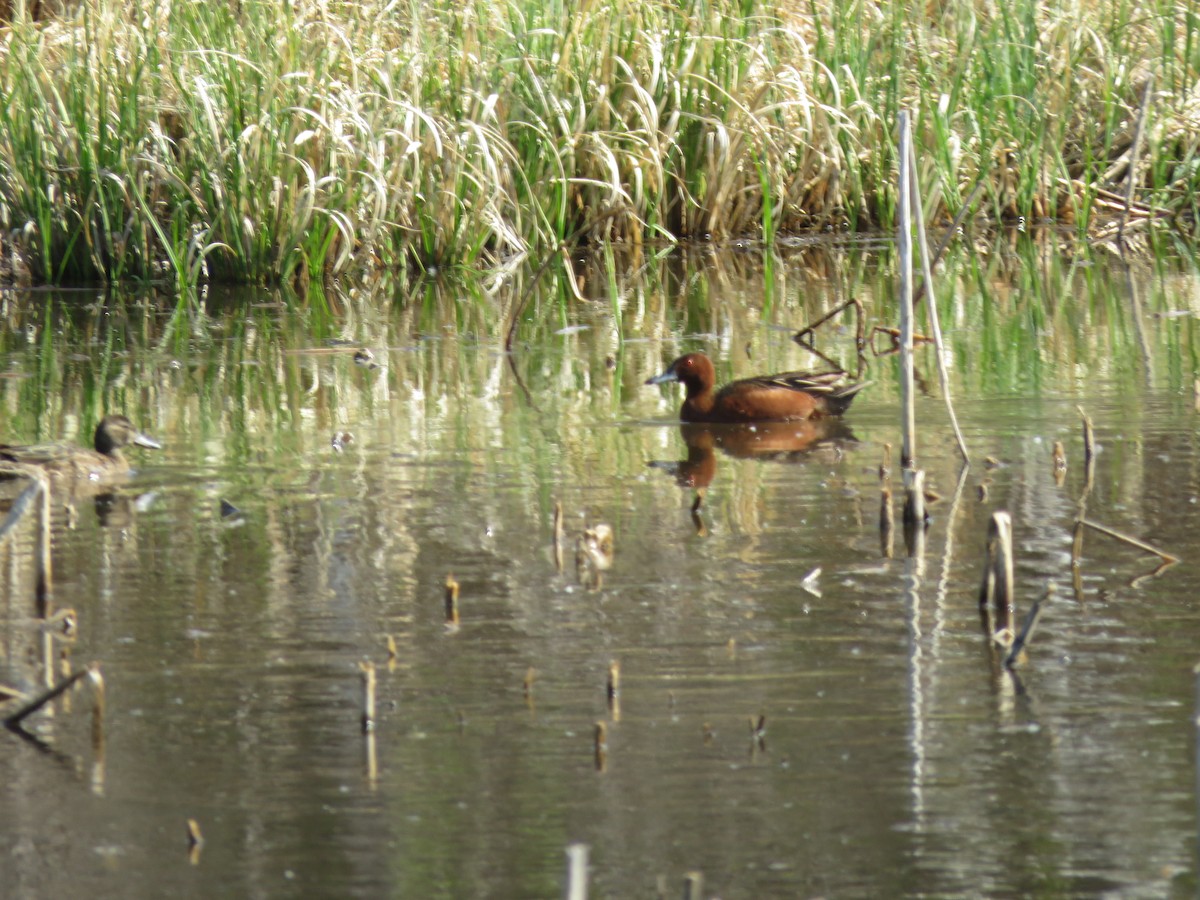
[{"left": 0, "top": 0, "right": 1197, "bottom": 287}]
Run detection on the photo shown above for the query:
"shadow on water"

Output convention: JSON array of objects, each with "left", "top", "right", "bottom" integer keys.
[{"left": 1, "top": 232, "right": 1200, "bottom": 897}]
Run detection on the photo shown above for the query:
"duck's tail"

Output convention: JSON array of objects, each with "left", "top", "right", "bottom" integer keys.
[{"left": 825, "top": 381, "right": 871, "bottom": 416}]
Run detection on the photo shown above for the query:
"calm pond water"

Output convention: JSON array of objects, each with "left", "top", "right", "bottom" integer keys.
[{"left": 2, "top": 234, "right": 1200, "bottom": 898}]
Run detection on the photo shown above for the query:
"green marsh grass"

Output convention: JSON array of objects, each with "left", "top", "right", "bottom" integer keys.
[{"left": 1, "top": 0, "right": 1199, "bottom": 287}]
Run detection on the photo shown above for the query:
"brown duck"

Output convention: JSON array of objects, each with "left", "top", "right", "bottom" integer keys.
[
  {"left": 0, "top": 415, "right": 162, "bottom": 481},
  {"left": 646, "top": 352, "right": 868, "bottom": 423}
]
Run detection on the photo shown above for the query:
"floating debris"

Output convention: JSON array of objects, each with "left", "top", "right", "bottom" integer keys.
[
  {"left": 800, "top": 567, "right": 822, "bottom": 597},
  {"left": 575, "top": 523, "right": 614, "bottom": 590},
  {"left": 331, "top": 431, "right": 354, "bottom": 453}
]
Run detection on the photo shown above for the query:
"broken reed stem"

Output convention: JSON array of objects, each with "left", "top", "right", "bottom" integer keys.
[
  {"left": 793, "top": 297, "right": 861, "bottom": 347},
  {"left": 905, "top": 123, "right": 970, "bottom": 465},
  {"left": 1078, "top": 405, "right": 1095, "bottom": 489},
  {"left": 4, "top": 663, "right": 97, "bottom": 728},
  {"left": 606, "top": 660, "right": 620, "bottom": 722},
  {"left": 90, "top": 666, "right": 106, "bottom": 756},
  {"left": 364, "top": 727, "right": 378, "bottom": 787},
  {"left": 880, "top": 443, "right": 894, "bottom": 558},
  {"left": 187, "top": 817, "right": 204, "bottom": 865},
  {"left": 691, "top": 492, "right": 707, "bottom": 537},
  {"left": 1078, "top": 518, "right": 1179, "bottom": 563},
  {"left": 1194, "top": 663, "right": 1200, "bottom": 852},
  {"left": 1052, "top": 441, "right": 1067, "bottom": 485},
  {"left": 682, "top": 871, "right": 705, "bottom": 900},
  {"left": 880, "top": 484, "right": 894, "bottom": 559},
  {"left": 1005, "top": 583, "right": 1052, "bottom": 669},
  {"left": 360, "top": 661, "right": 376, "bottom": 733},
  {"left": 565, "top": 843, "right": 589, "bottom": 900},
  {"left": 594, "top": 721, "right": 607, "bottom": 772},
  {"left": 979, "top": 511, "right": 1015, "bottom": 635},
  {"left": 897, "top": 111, "right": 917, "bottom": 471},
  {"left": 553, "top": 501, "right": 565, "bottom": 574},
  {"left": 750, "top": 714, "right": 766, "bottom": 737},
  {"left": 902, "top": 469, "right": 925, "bottom": 559},
  {"left": 37, "top": 471, "right": 52, "bottom": 618},
  {"left": 1119, "top": 73, "right": 1154, "bottom": 245},
  {"left": 914, "top": 177, "right": 988, "bottom": 310},
  {"left": 444, "top": 575, "right": 460, "bottom": 627}
]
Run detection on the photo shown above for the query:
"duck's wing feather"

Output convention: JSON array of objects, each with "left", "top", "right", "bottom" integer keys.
[
  {"left": 741, "top": 370, "right": 851, "bottom": 394},
  {"left": 0, "top": 442, "right": 72, "bottom": 466}
]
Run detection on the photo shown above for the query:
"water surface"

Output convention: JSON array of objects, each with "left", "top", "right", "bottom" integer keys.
[{"left": 1, "top": 236, "right": 1199, "bottom": 898}]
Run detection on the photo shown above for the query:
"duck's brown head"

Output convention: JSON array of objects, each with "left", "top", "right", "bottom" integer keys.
[{"left": 94, "top": 415, "right": 162, "bottom": 458}]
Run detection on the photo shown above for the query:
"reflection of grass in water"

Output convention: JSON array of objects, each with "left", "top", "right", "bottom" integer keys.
[{"left": 0, "top": 239, "right": 1195, "bottom": 468}]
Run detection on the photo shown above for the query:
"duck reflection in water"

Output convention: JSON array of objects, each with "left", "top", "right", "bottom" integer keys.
[{"left": 649, "top": 418, "right": 857, "bottom": 491}]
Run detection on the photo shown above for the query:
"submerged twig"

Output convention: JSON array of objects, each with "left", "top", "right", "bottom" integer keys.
[
  {"left": 5, "top": 663, "right": 99, "bottom": 728},
  {"left": 979, "top": 511, "right": 1015, "bottom": 638},
  {"left": 1079, "top": 519, "right": 1178, "bottom": 563},
  {"left": 1005, "top": 584, "right": 1052, "bottom": 669}
]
